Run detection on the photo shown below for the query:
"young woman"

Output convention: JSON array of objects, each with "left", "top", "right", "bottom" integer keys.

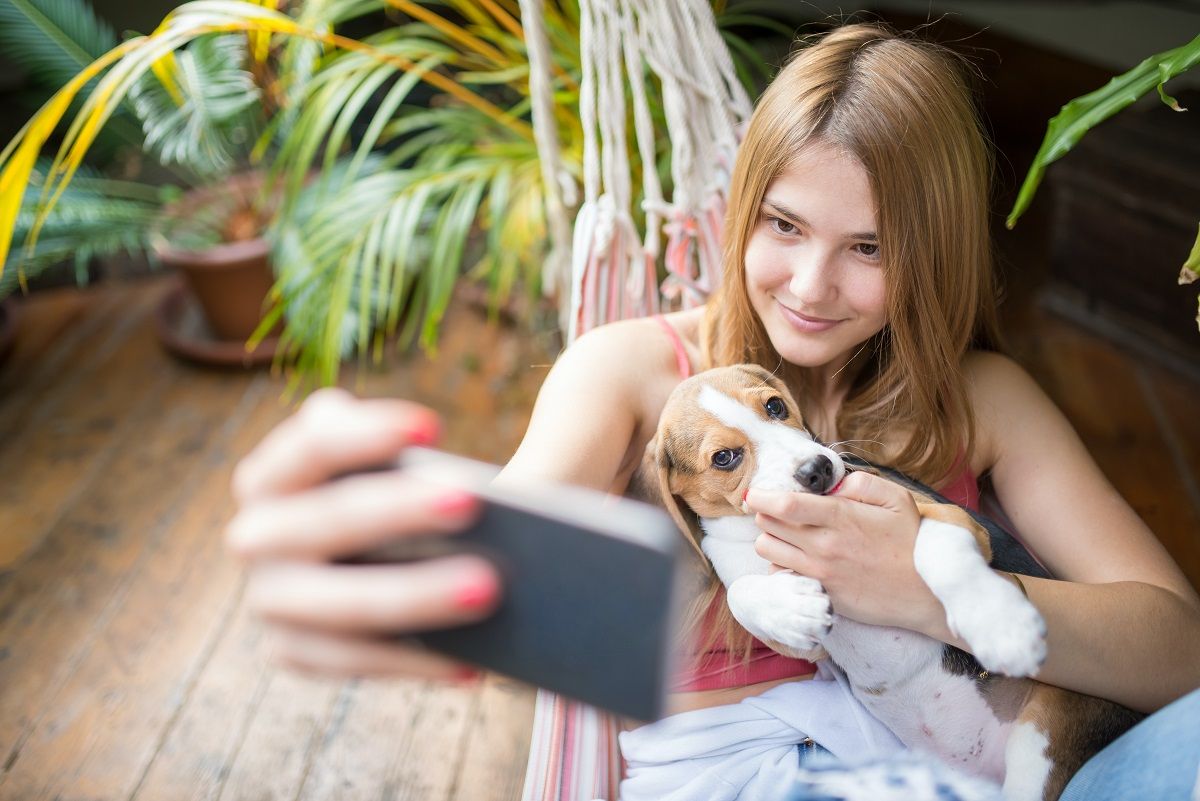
[{"left": 225, "top": 23, "right": 1200, "bottom": 799}]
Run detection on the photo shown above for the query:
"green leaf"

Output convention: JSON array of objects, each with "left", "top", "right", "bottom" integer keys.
[
  {"left": 128, "top": 33, "right": 263, "bottom": 178},
  {"left": 1008, "top": 32, "right": 1200, "bottom": 228},
  {"left": 0, "top": 0, "right": 116, "bottom": 88},
  {"left": 2, "top": 159, "right": 169, "bottom": 297},
  {"left": 0, "top": 0, "right": 144, "bottom": 159},
  {"left": 1181, "top": 223, "right": 1200, "bottom": 286}
]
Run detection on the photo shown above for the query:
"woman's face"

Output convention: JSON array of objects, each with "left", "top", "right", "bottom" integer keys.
[{"left": 744, "top": 141, "right": 888, "bottom": 373}]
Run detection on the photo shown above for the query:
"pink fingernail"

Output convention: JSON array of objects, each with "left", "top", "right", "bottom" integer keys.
[
  {"left": 454, "top": 574, "right": 498, "bottom": 610},
  {"left": 407, "top": 415, "right": 442, "bottom": 446},
  {"left": 455, "top": 665, "right": 482, "bottom": 683},
  {"left": 433, "top": 491, "right": 477, "bottom": 517}
]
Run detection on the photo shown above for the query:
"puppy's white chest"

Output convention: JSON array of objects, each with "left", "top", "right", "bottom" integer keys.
[{"left": 699, "top": 516, "right": 767, "bottom": 584}]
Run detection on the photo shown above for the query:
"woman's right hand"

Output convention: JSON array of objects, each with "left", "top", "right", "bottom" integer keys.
[{"left": 224, "top": 387, "right": 503, "bottom": 681}]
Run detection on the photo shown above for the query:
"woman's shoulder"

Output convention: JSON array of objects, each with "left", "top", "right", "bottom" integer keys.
[
  {"left": 567, "top": 308, "right": 704, "bottom": 377},
  {"left": 960, "top": 350, "right": 1057, "bottom": 469},
  {"left": 961, "top": 350, "right": 1044, "bottom": 406}
]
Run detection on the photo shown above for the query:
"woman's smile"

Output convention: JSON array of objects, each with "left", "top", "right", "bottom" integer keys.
[{"left": 775, "top": 301, "right": 844, "bottom": 333}]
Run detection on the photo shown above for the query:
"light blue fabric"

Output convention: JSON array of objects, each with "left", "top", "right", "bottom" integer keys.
[
  {"left": 784, "top": 750, "right": 1002, "bottom": 801},
  {"left": 1060, "top": 686, "right": 1200, "bottom": 801}
]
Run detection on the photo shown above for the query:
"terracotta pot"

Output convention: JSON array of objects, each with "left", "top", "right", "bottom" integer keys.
[
  {"left": 152, "top": 173, "right": 281, "bottom": 342},
  {"left": 155, "top": 235, "right": 276, "bottom": 341}
]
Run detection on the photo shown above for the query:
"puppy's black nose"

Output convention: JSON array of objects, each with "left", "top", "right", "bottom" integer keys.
[{"left": 795, "top": 455, "right": 834, "bottom": 494}]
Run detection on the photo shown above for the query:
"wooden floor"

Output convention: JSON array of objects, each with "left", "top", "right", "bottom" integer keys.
[
  {"left": 1, "top": 268, "right": 1198, "bottom": 801},
  {"left": 0, "top": 277, "right": 556, "bottom": 801}
]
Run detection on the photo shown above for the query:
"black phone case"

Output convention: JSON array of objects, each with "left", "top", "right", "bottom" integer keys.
[{"left": 346, "top": 450, "right": 687, "bottom": 722}]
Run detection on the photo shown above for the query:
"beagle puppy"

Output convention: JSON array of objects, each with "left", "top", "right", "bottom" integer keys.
[{"left": 644, "top": 363, "right": 1140, "bottom": 801}]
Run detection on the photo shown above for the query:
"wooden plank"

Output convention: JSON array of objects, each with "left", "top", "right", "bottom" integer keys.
[
  {"left": 1017, "top": 310, "right": 1200, "bottom": 576},
  {"left": 0, "top": 371, "right": 273, "bottom": 792},
  {"left": 371, "top": 301, "right": 550, "bottom": 463},
  {"left": 127, "top": 301, "right": 548, "bottom": 801},
  {"left": 289, "top": 678, "right": 429, "bottom": 801},
  {"left": 212, "top": 669, "right": 343, "bottom": 801},
  {"left": 0, "top": 282, "right": 153, "bottom": 441},
  {"left": 0, "top": 283, "right": 168, "bottom": 567},
  {"left": 450, "top": 675, "right": 536, "bottom": 801},
  {"left": 0, "top": 287, "right": 112, "bottom": 384},
  {"left": 1138, "top": 363, "right": 1200, "bottom": 589},
  {"left": 128, "top": 583, "right": 272, "bottom": 801},
  {"left": 384, "top": 682, "right": 480, "bottom": 801}
]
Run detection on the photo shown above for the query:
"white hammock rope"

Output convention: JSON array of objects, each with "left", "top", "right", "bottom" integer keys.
[
  {"left": 524, "top": 0, "right": 752, "bottom": 344},
  {"left": 518, "top": 4, "right": 754, "bottom": 799},
  {"left": 517, "top": 0, "right": 574, "bottom": 320}
]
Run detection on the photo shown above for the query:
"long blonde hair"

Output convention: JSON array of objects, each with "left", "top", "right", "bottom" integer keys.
[{"left": 703, "top": 22, "right": 1004, "bottom": 487}]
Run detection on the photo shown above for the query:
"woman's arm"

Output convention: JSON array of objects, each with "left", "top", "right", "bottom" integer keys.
[
  {"left": 747, "top": 351, "right": 1200, "bottom": 713},
  {"left": 941, "top": 352, "right": 1200, "bottom": 713},
  {"left": 496, "top": 320, "right": 662, "bottom": 491}
]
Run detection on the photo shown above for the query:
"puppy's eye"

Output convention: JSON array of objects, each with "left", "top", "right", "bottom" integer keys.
[
  {"left": 711, "top": 448, "right": 743, "bottom": 471},
  {"left": 765, "top": 397, "right": 788, "bottom": 420}
]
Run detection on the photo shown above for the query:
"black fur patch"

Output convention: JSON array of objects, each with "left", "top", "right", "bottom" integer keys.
[{"left": 942, "top": 644, "right": 988, "bottom": 686}]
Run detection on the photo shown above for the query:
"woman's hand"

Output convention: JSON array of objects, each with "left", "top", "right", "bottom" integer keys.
[
  {"left": 745, "top": 470, "right": 943, "bottom": 633},
  {"left": 224, "top": 387, "right": 503, "bottom": 680}
]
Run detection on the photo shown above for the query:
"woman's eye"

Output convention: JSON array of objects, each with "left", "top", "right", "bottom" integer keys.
[
  {"left": 855, "top": 242, "right": 880, "bottom": 259},
  {"left": 768, "top": 217, "right": 797, "bottom": 235},
  {"left": 711, "top": 448, "right": 743, "bottom": 470},
  {"left": 764, "top": 397, "right": 788, "bottom": 420}
]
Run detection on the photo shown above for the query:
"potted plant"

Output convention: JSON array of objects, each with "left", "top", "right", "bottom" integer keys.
[{"left": 0, "top": 0, "right": 784, "bottom": 384}]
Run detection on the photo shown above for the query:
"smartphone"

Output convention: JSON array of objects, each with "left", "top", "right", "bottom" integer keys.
[{"left": 342, "top": 447, "right": 689, "bottom": 722}]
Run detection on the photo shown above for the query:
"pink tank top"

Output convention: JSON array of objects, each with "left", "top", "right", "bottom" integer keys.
[{"left": 651, "top": 316, "right": 981, "bottom": 691}]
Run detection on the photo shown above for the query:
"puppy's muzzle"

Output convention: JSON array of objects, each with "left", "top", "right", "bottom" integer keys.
[{"left": 794, "top": 454, "right": 835, "bottom": 494}]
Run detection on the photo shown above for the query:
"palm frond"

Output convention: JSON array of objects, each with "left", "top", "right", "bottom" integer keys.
[
  {"left": 266, "top": 141, "right": 546, "bottom": 381},
  {"left": 0, "top": 0, "right": 116, "bottom": 88},
  {"left": 0, "top": 0, "right": 147, "bottom": 158},
  {"left": 1, "top": 160, "right": 171, "bottom": 297},
  {"left": 270, "top": 27, "right": 455, "bottom": 204},
  {"left": 0, "top": 0, "right": 529, "bottom": 277},
  {"left": 129, "top": 33, "right": 263, "bottom": 178}
]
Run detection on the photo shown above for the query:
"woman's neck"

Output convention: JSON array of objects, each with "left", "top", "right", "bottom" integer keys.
[{"left": 795, "top": 347, "right": 872, "bottom": 442}]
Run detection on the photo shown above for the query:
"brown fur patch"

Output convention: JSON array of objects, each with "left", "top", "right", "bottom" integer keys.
[{"left": 1018, "top": 684, "right": 1144, "bottom": 801}]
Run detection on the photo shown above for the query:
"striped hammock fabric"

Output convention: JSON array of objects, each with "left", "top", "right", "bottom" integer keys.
[{"left": 521, "top": 690, "right": 624, "bottom": 801}]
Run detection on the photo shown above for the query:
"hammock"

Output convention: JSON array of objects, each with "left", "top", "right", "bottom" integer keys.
[{"left": 516, "top": 0, "right": 751, "bottom": 797}]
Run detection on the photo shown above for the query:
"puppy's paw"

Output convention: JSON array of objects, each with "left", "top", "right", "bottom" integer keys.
[
  {"left": 726, "top": 572, "right": 832, "bottom": 651},
  {"left": 947, "top": 574, "right": 1047, "bottom": 677}
]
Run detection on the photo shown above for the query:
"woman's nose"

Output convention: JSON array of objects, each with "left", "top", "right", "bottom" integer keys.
[{"left": 788, "top": 250, "right": 837, "bottom": 304}]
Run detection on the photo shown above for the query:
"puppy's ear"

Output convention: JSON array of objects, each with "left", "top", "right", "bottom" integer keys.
[{"left": 654, "top": 434, "right": 708, "bottom": 563}]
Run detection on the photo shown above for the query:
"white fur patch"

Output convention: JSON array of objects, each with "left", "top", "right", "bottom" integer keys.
[
  {"left": 913, "top": 519, "right": 1047, "bottom": 677},
  {"left": 700, "top": 516, "right": 832, "bottom": 649},
  {"left": 1001, "top": 721, "right": 1052, "bottom": 801},
  {"left": 700, "top": 517, "right": 769, "bottom": 585},
  {"left": 696, "top": 385, "right": 845, "bottom": 493},
  {"left": 726, "top": 571, "right": 832, "bottom": 650}
]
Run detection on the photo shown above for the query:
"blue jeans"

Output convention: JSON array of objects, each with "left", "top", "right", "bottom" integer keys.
[{"left": 1060, "top": 685, "right": 1200, "bottom": 801}]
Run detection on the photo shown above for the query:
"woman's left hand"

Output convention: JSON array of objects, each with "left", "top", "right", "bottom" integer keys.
[{"left": 746, "top": 470, "right": 943, "bottom": 633}]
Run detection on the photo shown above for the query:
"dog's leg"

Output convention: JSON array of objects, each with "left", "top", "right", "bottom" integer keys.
[
  {"left": 724, "top": 571, "right": 832, "bottom": 655},
  {"left": 1001, "top": 685, "right": 1073, "bottom": 801},
  {"left": 912, "top": 507, "right": 1046, "bottom": 677}
]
